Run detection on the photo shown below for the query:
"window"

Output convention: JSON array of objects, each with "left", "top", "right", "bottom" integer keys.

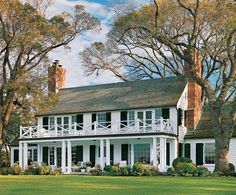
[
  {"left": 97, "top": 113, "right": 107, "bottom": 127},
  {"left": 155, "top": 108, "right": 162, "bottom": 120},
  {"left": 128, "top": 111, "right": 135, "bottom": 126},
  {"left": 33, "top": 149, "right": 37, "bottom": 162},
  {"left": 98, "top": 147, "right": 106, "bottom": 157},
  {"left": 205, "top": 143, "right": 215, "bottom": 164},
  {"left": 72, "top": 146, "right": 77, "bottom": 165},
  {"left": 134, "top": 144, "right": 150, "bottom": 164},
  {"left": 49, "top": 147, "right": 54, "bottom": 165},
  {"left": 49, "top": 117, "right": 55, "bottom": 131},
  {"left": 155, "top": 108, "right": 169, "bottom": 120}
]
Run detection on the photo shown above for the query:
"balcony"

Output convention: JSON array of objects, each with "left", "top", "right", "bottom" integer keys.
[{"left": 20, "top": 118, "right": 175, "bottom": 139}]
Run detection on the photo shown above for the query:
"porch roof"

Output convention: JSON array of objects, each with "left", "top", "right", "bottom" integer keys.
[
  {"left": 39, "top": 76, "right": 187, "bottom": 116},
  {"left": 185, "top": 105, "right": 236, "bottom": 139}
]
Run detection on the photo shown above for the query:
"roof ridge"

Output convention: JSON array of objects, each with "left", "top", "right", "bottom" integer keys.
[{"left": 60, "top": 76, "right": 185, "bottom": 91}]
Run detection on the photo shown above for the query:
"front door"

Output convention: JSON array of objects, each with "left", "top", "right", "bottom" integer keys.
[{"left": 90, "top": 145, "right": 96, "bottom": 167}]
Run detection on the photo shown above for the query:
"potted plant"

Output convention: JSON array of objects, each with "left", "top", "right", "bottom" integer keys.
[
  {"left": 85, "top": 161, "right": 92, "bottom": 172},
  {"left": 77, "top": 162, "right": 86, "bottom": 173}
]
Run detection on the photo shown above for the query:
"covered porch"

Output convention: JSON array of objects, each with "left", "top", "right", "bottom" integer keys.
[{"left": 15, "top": 135, "right": 178, "bottom": 173}]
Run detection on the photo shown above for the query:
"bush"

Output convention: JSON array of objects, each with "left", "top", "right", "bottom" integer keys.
[
  {"left": 120, "top": 166, "right": 129, "bottom": 176},
  {"left": 104, "top": 165, "right": 112, "bottom": 173},
  {"left": 1, "top": 167, "right": 12, "bottom": 175},
  {"left": 177, "top": 170, "right": 184, "bottom": 176},
  {"left": 51, "top": 168, "right": 62, "bottom": 175},
  {"left": 111, "top": 165, "right": 120, "bottom": 173},
  {"left": 197, "top": 166, "right": 209, "bottom": 176},
  {"left": 172, "top": 157, "right": 192, "bottom": 169},
  {"left": 38, "top": 166, "right": 51, "bottom": 175},
  {"left": 90, "top": 165, "right": 102, "bottom": 176},
  {"left": 146, "top": 165, "right": 159, "bottom": 176},
  {"left": 167, "top": 167, "right": 175, "bottom": 175},
  {"left": 11, "top": 165, "right": 22, "bottom": 175},
  {"left": 132, "top": 162, "right": 147, "bottom": 176},
  {"left": 25, "top": 167, "right": 40, "bottom": 175},
  {"left": 175, "top": 162, "right": 197, "bottom": 174},
  {"left": 229, "top": 163, "right": 235, "bottom": 174}
]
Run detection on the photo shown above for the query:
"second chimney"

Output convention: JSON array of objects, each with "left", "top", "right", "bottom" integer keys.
[
  {"left": 184, "top": 49, "right": 202, "bottom": 130},
  {"left": 48, "top": 60, "right": 66, "bottom": 93}
]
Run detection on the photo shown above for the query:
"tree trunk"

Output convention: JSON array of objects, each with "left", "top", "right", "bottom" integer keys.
[{"left": 214, "top": 136, "right": 230, "bottom": 174}]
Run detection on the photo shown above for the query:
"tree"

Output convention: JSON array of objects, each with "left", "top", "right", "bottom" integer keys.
[
  {"left": 81, "top": 0, "right": 236, "bottom": 173},
  {"left": 0, "top": 0, "right": 100, "bottom": 150}
]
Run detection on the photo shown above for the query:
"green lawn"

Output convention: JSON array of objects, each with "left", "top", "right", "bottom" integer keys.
[{"left": 0, "top": 175, "right": 236, "bottom": 195}]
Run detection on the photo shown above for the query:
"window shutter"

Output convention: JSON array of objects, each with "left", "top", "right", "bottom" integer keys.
[
  {"left": 14, "top": 149, "right": 19, "bottom": 163},
  {"left": 92, "top": 113, "right": 96, "bottom": 130},
  {"left": 178, "top": 108, "right": 182, "bottom": 126},
  {"left": 120, "top": 111, "right": 127, "bottom": 128},
  {"left": 196, "top": 143, "right": 203, "bottom": 165},
  {"left": 106, "top": 112, "right": 111, "bottom": 128},
  {"left": 76, "top": 146, "right": 83, "bottom": 162},
  {"left": 162, "top": 108, "right": 169, "bottom": 119},
  {"left": 43, "top": 117, "right": 49, "bottom": 130},
  {"left": 42, "top": 147, "right": 48, "bottom": 165},
  {"left": 110, "top": 145, "right": 114, "bottom": 165},
  {"left": 184, "top": 143, "right": 191, "bottom": 158},
  {"left": 76, "top": 114, "right": 83, "bottom": 130},
  {"left": 121, "top": 144, "right": 128, "bottom": 161},
  {"left": 178, "top": 143, "right": 183, "bottom": 157},
  {"left": 166, "top": 143, "right": 170, "bottom": 166}
]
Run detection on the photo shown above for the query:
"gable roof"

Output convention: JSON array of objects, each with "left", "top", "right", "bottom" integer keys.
[
  {"left": 38, "top": 76, "right": 187, "bottom": 116},
  {"left": 185, "top": 105, "right": 236, "bottom": 139}
]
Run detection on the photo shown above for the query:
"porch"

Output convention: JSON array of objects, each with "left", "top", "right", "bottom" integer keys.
[
  {"left": 16, "top": 135, "right": 178, "bottom": 173},
  {"left": 20, "top": 118, "right": 175, "bottom": 139}
]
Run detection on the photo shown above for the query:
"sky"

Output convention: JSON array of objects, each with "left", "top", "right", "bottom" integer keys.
[{"left": 48, "top": 0, "right": 150, "bottom": 88}]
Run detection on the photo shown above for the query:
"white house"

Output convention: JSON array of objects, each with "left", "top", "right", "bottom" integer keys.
[{"left": 10, "top": 58, "right": 236, "bottom": 173}]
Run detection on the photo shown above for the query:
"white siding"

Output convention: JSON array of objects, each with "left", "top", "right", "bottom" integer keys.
[
  {"left": 170, "top": 107, "right": 177, "bottom": 134},
  {"left": 111, "top": 111, "right": 120, "bottom": 132},
  {"left": 177, "top": 84, "right": 188, "bottom": 110},
  {"left": 83, "top": 113, "right": 92, "bottom": 131},
  {"left": 229, "top": 139, "right": 236, "bottom": 164}
]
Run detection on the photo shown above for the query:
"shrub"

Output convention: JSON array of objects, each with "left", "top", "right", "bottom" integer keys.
[
  {"left": 111, "top": 165, "right": 120, "bottom": 173},
  {"left": 146, "top": 165, "right": 159, "bottom": 176},
  {"left": 172, "top": 157, "right": 192, "bottom": 169},
  {"left": 1, "top": 168, "right": 10, "bottom": 175},
  {"left": 167, "top": 167, "right": 175, "bottom": 175},
  {"left": 25, "top": 167, "right": 40, "bottom": 175},
  {"left": 132, "top": 162, "right": 147, "bottom": 176},
  {"left": 90, "top": 165, "right": 102, "bottom": 176},
  {"left": 229, "top": 163, "right": 235, "bottom": 174},
  {"left": 177, "top": 170, "right": 184, "bottom": 176},
  {"left": 104, "top": 165, "right": 112, "bottom": 173},
  {"left": 120, "top": 166, "right": 129, "bottom": 176},
  {"left": 197, "top": 166, "right": 209, "bottom": 176},
  {"left": 175, "top": 162, "right": 197, "bottom": 174},
  {"left": 11, "top": 165, "right": 22, "bottom": 175},
  {"left": 38, "top": 166, "right": 51, "bottom": 175},
  {"left": 210, "top": 171, "right": 224, "bottom": 177},
  {"left": 51, "top": 168, "right": 62, "bottom": 175}
]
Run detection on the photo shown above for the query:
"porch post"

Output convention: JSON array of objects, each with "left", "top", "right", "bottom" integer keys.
[
  {"left": 23, "top": 142, "right": 28, "bottom": 169},
  {"left": 171, "top": 138, "right": 178, "bottom": 163},
  {"left": 152, "top": 137, "right": 157, "bottom": 166},
  {"left": 10, "top": 148, "right": 14, "bottom": 166},
  {"left": 131, "top": 143, "right": 134, "bottom": 167},
  {"left": 37, "top": 144, "right": 41, "bottom": 166},
  {"left": 19, "top": 142, "right": 23, "bottom": 168},
  {"left": 61, "top": 140, "right": 66, "bottom": 173},
  {"left": 159, "top": 136, "right": 166, "bottom": 172},
  {"left": 67, "top": 141, "right": 72, "bottom": 174},
  {"left": 100, "top": 139, "right": 104, "bottom": 169},
  {"left": 106, "top": 139, "right": 110, "bottom": 166}
]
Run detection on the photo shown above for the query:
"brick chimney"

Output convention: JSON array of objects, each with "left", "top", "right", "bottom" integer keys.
[
  {"left": 184, "top": 50, "right": 202, "bottom": 130},
  {"left": 48, "top": 60, "right": 66, "bottom": 93}
]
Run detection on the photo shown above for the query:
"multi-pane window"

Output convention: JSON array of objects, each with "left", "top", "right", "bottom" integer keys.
[
  {"left": 98, "top": 147, "right": 106, "bottom": 157},
  {"left": 205, "top": 143, "right": 215, "bottom": 164},
  {"left": 134, "top": 144, "right": 150, "bottom": 164},
  {"left": 72, "top": 146, "right": 77, "bottom": 165},
  {"left": 57, "top": 148, "right": 61, "bottom": 167},
  {"left": 49, "top": 147, "right": 54, "bottom": 165},
  {"left": 97, "top": 113, "right": 107, "bottom": 127},
  {"left": 128, "top": 111, "right": 135, "bottom": 126},
  {"left": 49, "top": 117, "right": 55, "bottom": 131},
  {"left": 28, "top": 149, "right": 37, "bottom": 162}
]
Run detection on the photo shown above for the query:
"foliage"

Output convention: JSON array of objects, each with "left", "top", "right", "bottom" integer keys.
[
  {"left": 172, "top": 157, "right": 192, "bottom": 169},
  {"left": 175, "top": 162, "right": 197, "bottom": 174},
  {"left": 90, "top": 165, "right": 102, "bottom": 176},
  {"left": 10, "top": 165, "right": 22, "bottom": 175},
  {"left": 120, "top": 166, "right": 130, "bottom": 176},
  {"left": 38, "top": 166, "right": 51, "bottom": 175},
  {"left": 167, "top": 167, "right": 175, "bottom": 176},
  {"left": 229, "top": 163, "right": 235, "bottom": 174},
  {"left": 104, "top": 165, "right": 112, "bottom": 172},
  {"left": 51, "top": 168, "right": 62, "bottom": 176},
  {"left": 85, "top": 161, "right": 92, "bottom": 167},
  {"left": 132, "top": 162, "right": 147, "bottom": 176},
  {"left": 197, "top": 166, "right": 209, "bottom": 176}
]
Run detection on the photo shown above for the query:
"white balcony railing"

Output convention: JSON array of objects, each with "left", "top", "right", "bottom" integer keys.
[{"left": 20, "top": 118, "right": 175, "bottom": 138}]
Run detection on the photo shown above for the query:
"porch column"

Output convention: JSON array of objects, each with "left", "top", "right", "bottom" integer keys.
[
  {"left": 159, "top": 136, "right": 166, "bottom": 172},
  {"left": 10, "top": 148, "right": 14, "bottom": 166},
  {"left": 19, "top": 142, "right": 23, "bottom": 168},
  {"left": 37, "top": 144, "right": 40, "bottom": 165},
  {"left": 61, "top": 141, "right": 66, "bottom": 173},
  {"left": 23, "top": 142, "right": 28, "bottom": 169},
  {"left": 100, "top": 139, "right": 104, "bottom": 169},
  {"left": 171, "top": 138, "right": 178, "bottom": 163},
  {"left": 106, "top": 139, "right": 110, "bottom": 166},
  {"left": 67, "top": 141, "right": 72, "bottom": 174},
  {"left": 131, "top": 144, "right": 134, "bottom": 167},
  {"left": 152, "top": 137, "right": 157, "bottom": 166}
]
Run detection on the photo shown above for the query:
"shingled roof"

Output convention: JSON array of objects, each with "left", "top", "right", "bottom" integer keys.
[
  {"left": 39, "top": 76, "right": 187, "bottom": 116},
  {"left": 185, "top": 105, "right": 236, "bottom": 139}
]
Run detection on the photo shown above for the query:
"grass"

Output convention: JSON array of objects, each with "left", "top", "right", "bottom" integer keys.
[{"left": 0, "top": 175, "right": 236, "bottom": 195}]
